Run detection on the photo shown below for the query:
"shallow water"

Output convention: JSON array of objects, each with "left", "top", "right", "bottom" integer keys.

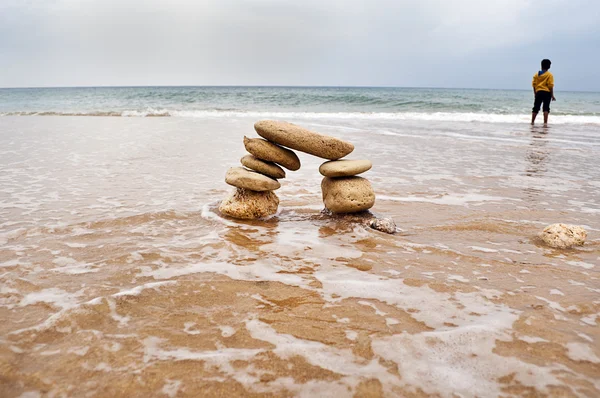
[{"left": 0, "top": 115, "right": 599, "bottom": 397}]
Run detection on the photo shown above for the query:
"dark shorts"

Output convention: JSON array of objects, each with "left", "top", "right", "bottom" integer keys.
[{"left": 533, "top": 91, "right": 551, "bottom": 113}]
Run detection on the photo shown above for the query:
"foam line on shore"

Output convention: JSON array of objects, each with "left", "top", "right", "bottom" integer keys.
[{"left": 2, "top": 110, "right": 600, "bottom": 125}]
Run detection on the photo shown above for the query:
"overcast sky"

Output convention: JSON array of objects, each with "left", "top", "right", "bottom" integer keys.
[{"left": 1, "top": 0, "right": 599, "bottom": 90}]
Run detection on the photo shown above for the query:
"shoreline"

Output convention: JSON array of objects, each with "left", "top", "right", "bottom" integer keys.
[{"left": 0, "top": 114, "right": 598, "bottom": 397}]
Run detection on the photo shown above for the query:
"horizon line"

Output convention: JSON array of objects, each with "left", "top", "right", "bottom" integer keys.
[{"left": 0, "top": 84, "right": 598, "bottom": 93}]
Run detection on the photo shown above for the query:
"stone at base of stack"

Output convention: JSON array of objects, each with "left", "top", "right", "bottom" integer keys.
[
  {"left": 219, "top": 188, "right": 279, "bottom": 220},
  {"left": 321, "top": 176, "right": 375, "bottom": 213}
]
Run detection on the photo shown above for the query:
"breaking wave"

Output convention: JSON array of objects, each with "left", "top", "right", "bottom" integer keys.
[{"left": 2, "top": 109, "right": 600, "bottom": 125}]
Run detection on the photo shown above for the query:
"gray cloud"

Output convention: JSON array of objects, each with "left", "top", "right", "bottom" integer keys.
[{"left": 1, "top": 0, "right": 598, "bottom": 90}]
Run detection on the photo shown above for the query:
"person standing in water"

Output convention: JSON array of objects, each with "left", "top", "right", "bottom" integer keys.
[{"left": 531, "top": 59, "right": 556, "bottom": 125}]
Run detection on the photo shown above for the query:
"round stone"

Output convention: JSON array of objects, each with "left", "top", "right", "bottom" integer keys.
[
  {"left": 540, "top": 223, "right": 587, "bottom": 249},
  {"left": 243, "top": 136, "right": 300, "bottom": 171},
  {"left": 254, "top": 120, "right": 354, "bottom": 160},
  {"left": 241, "top": 155, "right": 285, "bottom": 179},
  {"left": 225, "top": 167, "right": 280, "bottom": 191},
  {"left": 369, "top": 217, "right": 396, "bottom": 234},
  {"left": 321, "top": 176, "right": 375, "bottom": 214},
  {"left": 319, "top": 159, "right": 372, "bottom": 177},
  {"left": 219, "top": 188, "right": 279, "bottom": 219}
]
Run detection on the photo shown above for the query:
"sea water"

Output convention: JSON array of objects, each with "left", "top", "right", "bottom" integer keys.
[
  {"left": 1, "top": 86, "right": 600, "bottom": 123},
  {"left": 0, "top": 87, "right": 599, "bottom": 397}
]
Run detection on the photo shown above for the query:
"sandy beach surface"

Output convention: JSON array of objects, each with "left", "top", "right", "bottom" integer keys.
[{"left": 1, "top": 115, "right": 599, "bottom": 397}]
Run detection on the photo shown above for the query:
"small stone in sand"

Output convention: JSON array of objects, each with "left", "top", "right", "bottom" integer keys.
[
  {"left": 219, "top": 188, "right": 279, "bottom": 220},
  {"left": 540, "top": 223, "right": 587, "bottom": 249},
  {"left": 369, "top": 217, "right": 396, "bottom": 234},
  {"left": 225, "top": 167, "right": 280, "bottom": 191},
  {"left": 243, "top": 136, "right": 300, "bottom": 171},
  {"left": 319, "top": 159, "right": 372, "bottom": 177},
  {"left": 241, "top": 154, "right": 286, "bottom": 179}
]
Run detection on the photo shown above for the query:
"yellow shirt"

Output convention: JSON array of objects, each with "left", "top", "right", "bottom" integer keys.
[{"left": 532, "top": 71, "right": 554, "bottom": 93}]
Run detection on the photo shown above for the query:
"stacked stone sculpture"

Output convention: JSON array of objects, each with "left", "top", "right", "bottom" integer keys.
[{"left": 219, "top": 120, "right": 376, "bottom": 219}]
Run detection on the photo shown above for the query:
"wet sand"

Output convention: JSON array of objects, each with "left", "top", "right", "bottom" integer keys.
[{"left": 0, "top": 116, "right": 599, "bottom": 397}]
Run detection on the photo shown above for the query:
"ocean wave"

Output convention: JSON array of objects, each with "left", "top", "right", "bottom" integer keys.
[{"left": 2, "top": 109, "right": 600, "bottom": 124}]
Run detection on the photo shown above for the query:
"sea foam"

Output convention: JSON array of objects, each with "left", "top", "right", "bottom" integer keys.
[{"left": 2, "top": 109, "right": 600, "bottom": 125}]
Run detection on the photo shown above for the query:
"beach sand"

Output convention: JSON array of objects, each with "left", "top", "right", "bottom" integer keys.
[{"left": 0, "top": 116, "right": 599, "bottom": 397}]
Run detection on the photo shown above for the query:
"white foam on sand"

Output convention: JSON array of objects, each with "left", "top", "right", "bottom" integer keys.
[
  {"left": 244, "top": 317, "right": 397, "bottom": 392},
  {"left": 112, "top": 281, "right": 177, "bottom": 297},
  {"left": 219, "top": 326, "right": 236, "bottom": 338},
  {"left": 580, "top": 314, "right": 598, "bottom": 326},
  {"left": 64, "top": 242, "right": 88, "bottom": 248},
  {"left": 138, "top": 261, "right": 307, "bottom": 287},
  {"left": 448, "top": 274, "right": 470, "bottom": 283},
  {"left": 0, "top": 259, "right": 21, "bottom": 268},
  {"left": 19, "top": 288, "right": 82, "bottom": 310},
  {"left": 576, "top": 332, "right": 594, "bottom": 343},
  {"left": 17, "top": 392, "right": 42, "bottom": 398},
  {"left": 535, "top": 296, "right": 566, "bottom": 312},
  {"left": 161, "top": 379, "right": 182, "bottom": 398},
  {"left": 469, "top": 246, "right": 499, "bottom": 253},
  {"left": 371, "top": 327, "right": 561, "bottom": 398},
  {"left": 11, "top": 223, "right": 592, "bottom": 396},
  {"left": 200, "top": 202, "right": 238, "bottom": 227},
  {"left": 378, "top": 193, "right": 518, "bottom": 206},
  {"left": 128, "top": 255, "right": 574, "bottom": 395},
  {"left": 183, "top": 322, "right": 201, "bottom": 335},
  {"left": 566, "top": 261, "right": 595, "bottom": 270},
  {"left": 142, "top": 336, "right": 264, "bottom": 384},
  {"left": 262, "top": 223, "right": 363, "bottom": 260},
  {"left": 50, "top": 256, "right": 98, "bottom": 274},
  {"left": 518, "top": 335, "right": 549, "bottom": 344},
  {"left": 241, "top": 312, "right": 567, "bottom": 397},
  {"left": 110, "top": 109, "right": 600, "bottom": 126},
  {"left": 566, "top": 342, "right": 600, "bottom": 363},
  {"left": 143, "top": 337, "right": 264, "bottom": 366},
  {"left": 314, "top": 267, "right": 512, "bottom": 330}
]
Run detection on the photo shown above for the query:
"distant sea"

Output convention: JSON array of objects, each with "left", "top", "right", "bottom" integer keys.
[{"left": 1, "top": 86, "right": 600, "bottom": 124}]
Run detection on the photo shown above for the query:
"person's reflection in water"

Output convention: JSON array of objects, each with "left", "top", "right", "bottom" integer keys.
[
  {"left": 525, "top": 126, "right": 550, "bottom": 177},
  {"left": 523, "top": 125, "right": 551, "bottom": 206}
]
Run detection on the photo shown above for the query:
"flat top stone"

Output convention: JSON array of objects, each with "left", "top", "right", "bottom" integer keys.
[
  {"left": 255, "top": 120, "right": 354, "bottom": 160},
  {"left": 243, "top": 136, "right": 301, "bottom": 171},
  {"left": 225, "top": 167, "right": 280, "bottom": 191},
  {"left": 319, "top": 159, "right": 372, "bottom": 177}
]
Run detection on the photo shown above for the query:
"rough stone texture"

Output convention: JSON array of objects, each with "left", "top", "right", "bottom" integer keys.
[
  {"left": 243, "top": 136, "right": 300, "bottom": 171},
  {"left": 321, "top": 176, "right": 375, "bottom": 213},
  {"left": 319, "top": 159, "right": 372, "bottom": 177},
  {"left": 255, "top": 120, "right": 354, "bottom": 160},
  {"left": 369, "top": 217, "right": 396, "bottom": 234},
  {"left": 219, "top": 188, "right": 279, "bottom": 220},
  {"left": 540, "top": 223, "right": 587, "bottom": 249},
  {"left": 318, "top": 209, "right": 397, "bottom": 234},
  {"left": 225, "top": 167, "right": 280, "bottom": 191},
  {"left": 241, "top": 154, "right": 286, "bottom": 179}
]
